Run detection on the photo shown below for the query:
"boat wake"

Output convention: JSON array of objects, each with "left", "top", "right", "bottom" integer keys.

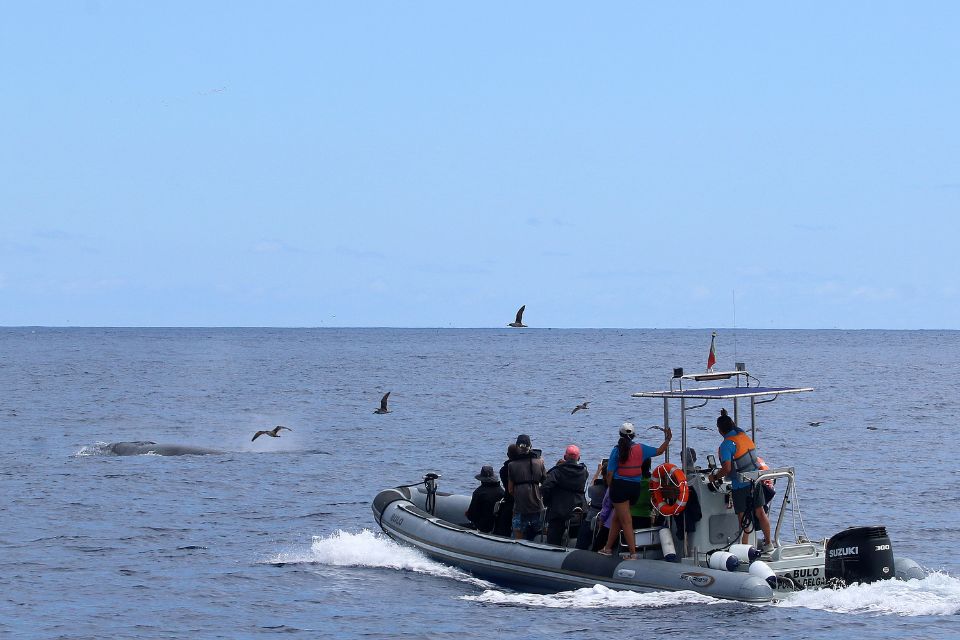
[
  {"left": 265, "top": 529, "right": 959, "bottom": 616},
  {"left": 266, "top": 529, "right": 494, "bottom": 589},
  {"left": 776, "top": 571, "right": 960, "bottom": 616},
  {"left": 459, "top": 572, "right": 960, "bottom": 614},
  {"left": 461, "top": 584, "right": 722, "bottom": 609}
]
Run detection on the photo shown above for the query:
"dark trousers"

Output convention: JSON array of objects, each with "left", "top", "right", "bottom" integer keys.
[
  {"left": 492, "top": 498, "right": 513, "bottom": 537},
  {"left": 547, "top": 517, "right": 569, "bottom": 545},
  {"left": 593, "top": 525, "right": 611, "bottom": 552}
]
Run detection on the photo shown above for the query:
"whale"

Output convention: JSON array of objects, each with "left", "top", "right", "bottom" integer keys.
[{"left": 106, "top": 441, "right": 224, "bottom": 456}]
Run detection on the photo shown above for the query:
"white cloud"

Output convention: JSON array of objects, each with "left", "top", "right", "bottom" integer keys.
[
  {"left": 691, "top": 285, "right": 711, "bottom": 299},
  {"left": 813, "top": 281, "right": 902, "bottom": 302},
  {"left": 335, "top": 245, "right": 384, "bottom": 260},
  {"left": 34, "top": 229, "right": 78, "bottom": 241},
  {"left": 851, "top": 286, "right": 898, "bottom": 301},
  {"left": 252, "top": 241, "right": 285, "bottom": 254},
  {"left": 813, "top": 281, "right": 842, "bottom": 296},
  {"left": 60, "top": 278, "right": 127, "bottom": 294}
]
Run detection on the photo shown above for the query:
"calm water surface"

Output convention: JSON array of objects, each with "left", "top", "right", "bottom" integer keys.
[{"left": 2, "top": 328, "right": 959, "bottom": 639}]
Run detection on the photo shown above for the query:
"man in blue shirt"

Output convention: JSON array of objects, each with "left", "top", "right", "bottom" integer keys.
[{"left": 709, "top": 410, "right": 773, "bottom": 552}]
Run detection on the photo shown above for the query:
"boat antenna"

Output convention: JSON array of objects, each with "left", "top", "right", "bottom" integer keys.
[{"left": 732, "top": 289, "right": 738, "bottom": 363}]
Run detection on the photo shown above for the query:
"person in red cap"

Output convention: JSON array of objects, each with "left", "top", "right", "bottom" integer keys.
[{"left": 541, "top": 444, "right": 589, "bottom": 545}]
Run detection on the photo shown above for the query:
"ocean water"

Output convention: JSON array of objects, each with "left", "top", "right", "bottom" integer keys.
[{"left": 2, "top": 327, "right": 959, "bottom": 639}]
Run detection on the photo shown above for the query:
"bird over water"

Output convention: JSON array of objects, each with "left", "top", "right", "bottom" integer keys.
[
  {"left": 374, "top": 391, "right": 391, "bottom": 414},
  {"left": 251, "top": 425, "right": 292, "bottom": 441},
  {"left": 571, "top": 401, "right": 590, "bottom": 414},
  {"left": 508, "top": 305, "right": 527, "bottom": 328}
]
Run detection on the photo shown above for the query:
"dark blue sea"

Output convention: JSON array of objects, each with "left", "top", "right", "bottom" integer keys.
[{"left": 2, "top": 328, "right": 959, "bottom": 639}]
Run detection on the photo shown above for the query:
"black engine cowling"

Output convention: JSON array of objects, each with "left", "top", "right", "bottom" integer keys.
[{"left": 825, "top": 526, "right": 895, "bottom": 585}]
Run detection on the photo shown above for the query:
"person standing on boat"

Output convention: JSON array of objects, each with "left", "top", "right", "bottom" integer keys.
[
  {"left": 493, "top": 444, "right": 520, "bottom": 536},
  {"left": 541, "top": 445, "right": 589, "bottom": 545},
  {"left": 708, "top": 408, "right": 774, "bottom": 552},
  {"left": 576, "top": 460, "right": 609, "bottom": 550},
  {"left": 465, "top": 465, "right": 505, "bottom": 533},
  {"left": 599, "top": 422, "right": 672, "bottom": 558},
  {"left": 507, "top": 434, "right": 547, "bottom": 540}
]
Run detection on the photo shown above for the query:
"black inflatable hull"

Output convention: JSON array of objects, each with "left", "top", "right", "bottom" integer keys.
[{"left": 372, "top": 487, "right": 775, "bottom": 602}]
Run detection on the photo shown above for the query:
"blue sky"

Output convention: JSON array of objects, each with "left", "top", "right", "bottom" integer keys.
[{"left": 2, "top": 2, "right": 958, "bottom": 328}]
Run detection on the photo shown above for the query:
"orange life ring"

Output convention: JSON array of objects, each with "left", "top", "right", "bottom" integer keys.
[{"left": 650, "top": 462, "right": 689, "bottom": 516}]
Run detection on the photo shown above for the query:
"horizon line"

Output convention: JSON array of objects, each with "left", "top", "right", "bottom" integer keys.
[{"left": 2, "top": 325, "right": 958, "bottom": 332}]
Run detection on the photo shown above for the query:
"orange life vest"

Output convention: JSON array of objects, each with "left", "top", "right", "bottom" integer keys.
[
  {"left": 616, "top": 442, "right": 645, "bottom": 478},
  {"left": 723, "top": 430, "right": 759, "bottom": 474}
]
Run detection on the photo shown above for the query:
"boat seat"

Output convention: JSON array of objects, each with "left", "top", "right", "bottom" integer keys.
[{"left": 619, "top": 526, "right": 663, "bottom": 550}]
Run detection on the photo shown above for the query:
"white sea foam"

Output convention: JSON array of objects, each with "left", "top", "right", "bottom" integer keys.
[
  {"left": 776, "top": 571, "right": 960, "bottom": 616},
  {"left": 269, "top": 531, "right": 960, "bottom": 617},
  {"left": 267, "top": 529, "right": 494, "bottom": 589},
  {"left": 461, "top": 584, "right": 721, "bottom": 608},
  {"left": 464, "top": 575, "right": 960, "bottom": 614},
  {"left": 74, "top": 442, "right": 111, "bottom": 456}
]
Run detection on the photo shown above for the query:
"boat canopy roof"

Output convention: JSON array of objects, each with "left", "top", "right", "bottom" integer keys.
[
  {"left": 632, "top": 385, "right": 813, "bottom": 400},
  {"left": 631, "top": 367, "right": 813, "bottom": 465},
  {"left": 632, "top": 367, "right": 813, "bottom": 400}
]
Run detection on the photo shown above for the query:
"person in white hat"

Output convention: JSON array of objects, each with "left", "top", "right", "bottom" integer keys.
[{"left": 598, "top": 422, "right": 671, "bottom": 559}]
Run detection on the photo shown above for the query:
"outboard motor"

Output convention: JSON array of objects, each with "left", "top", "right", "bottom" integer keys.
[
  {"left": 825, "top": 526, "right": 895, "bottom": 585},
  {"left": 423, "top": 472, "right": 441, "bottom": 515}
]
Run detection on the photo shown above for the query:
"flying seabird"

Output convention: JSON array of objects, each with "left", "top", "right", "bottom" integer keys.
[
  {"left": 508, "top": 305, "right": 527, "bottom": 328},
  {"left": 252, "top": 425, "right": 292, "bottom": 441},
  {"left": 571, "top": 401, "right": 590, "bottom": 414},
  {"left": 374, "top": 391, "right": 392, "bottom": 414},
  {"left": 807, "top": 421, "right": 824, "bottom": 427}
]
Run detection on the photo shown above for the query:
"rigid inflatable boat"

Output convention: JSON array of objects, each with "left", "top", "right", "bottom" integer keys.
[
  {"left": 373, "top": 483, "right": 776, "bottom": 601},
  {"left": 372, "top": 365, "right": 925, "bottom": 602}
]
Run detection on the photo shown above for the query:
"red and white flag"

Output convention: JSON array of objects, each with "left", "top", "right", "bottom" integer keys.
[{"left": 706, "top": 331, "right": 717, "bottom": 371}]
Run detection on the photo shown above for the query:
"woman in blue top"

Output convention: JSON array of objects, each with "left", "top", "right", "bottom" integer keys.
[{"left": 598, "top": 421, "right": 671, "bottom": 558}]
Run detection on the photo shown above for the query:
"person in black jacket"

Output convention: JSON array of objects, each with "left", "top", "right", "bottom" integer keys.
[
  {"left": 541, "top": 445, "right": 589, "bottom": 545},
  {"left": 466, "top": 465, "right": 505, "bottom": 533},
  {"left": 492, "top": 444, "right": 520, "bottom": 536}
]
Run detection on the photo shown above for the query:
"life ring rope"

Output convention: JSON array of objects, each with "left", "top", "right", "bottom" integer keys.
[{"left": 650, "top": 462, "right": 689, "bottom": 516}]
